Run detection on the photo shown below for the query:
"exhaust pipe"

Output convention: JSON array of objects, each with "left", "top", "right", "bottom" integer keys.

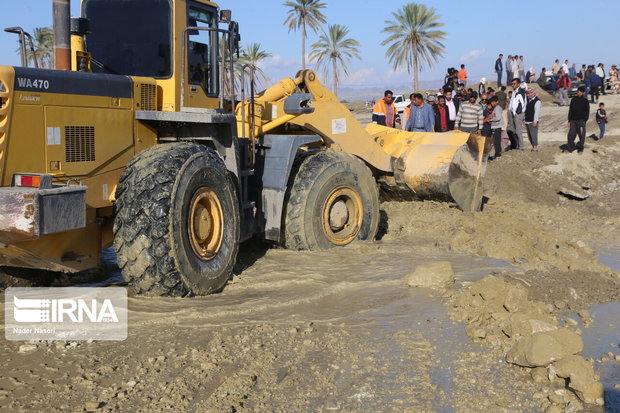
[{"left": 53, "top": 0, "right": 71, "bottom": 70}]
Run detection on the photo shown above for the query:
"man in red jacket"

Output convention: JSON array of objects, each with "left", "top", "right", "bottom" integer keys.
[{"left": 557, "top": 72, "right": 572, "bottom": 106}]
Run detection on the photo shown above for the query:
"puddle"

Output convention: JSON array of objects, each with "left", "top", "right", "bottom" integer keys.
[
  {"left": 569, "top": 301, "right": 620, "bottom": 411},
  {"left": 598, "top": 248, "right": 620, "bottom": 271}
]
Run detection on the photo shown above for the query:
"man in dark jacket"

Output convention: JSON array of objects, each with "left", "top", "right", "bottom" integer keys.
[
  {"left": 495, "top": 54, "right": 503, "bottom": 87},
  {"left": 586, "top": 71, "right": 603, "bottom": 104},
  {"left": 566, "top": 86, "right": 590, "bottom": 153},
  {"left": 434, "top": 95, "right": 450, "bottom": 132}
]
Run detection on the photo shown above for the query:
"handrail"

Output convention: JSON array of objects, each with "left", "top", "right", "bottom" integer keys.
[{"left": 239, "top": 64, "right": 257, "bottom": 166}]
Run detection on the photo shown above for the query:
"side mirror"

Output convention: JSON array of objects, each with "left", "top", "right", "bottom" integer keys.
[
  {"left": 229, "top": 21, "right": 240, "bottom": 55},
  {"left": 220, "top": 10, "right": 232, "bottom": 23}
]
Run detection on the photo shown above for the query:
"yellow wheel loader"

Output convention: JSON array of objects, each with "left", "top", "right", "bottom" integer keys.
[{"left": 0, "top": 0, "right": 488, "bottom": 296}]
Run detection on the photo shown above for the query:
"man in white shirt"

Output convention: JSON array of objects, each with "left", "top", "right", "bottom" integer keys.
[
  {"left": 596, "top": 64, "right": 606, "bottom": 95},
  {"left": 508, "top": 78, "right": 527, "bottom": 150},
  {"left": 444, "top": 89, "right": 458, "bottom": 130}
]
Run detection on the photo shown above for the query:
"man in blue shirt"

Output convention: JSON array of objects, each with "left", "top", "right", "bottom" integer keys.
[{"left": 405, "top": 93, "right": 435, "bottom": 132}]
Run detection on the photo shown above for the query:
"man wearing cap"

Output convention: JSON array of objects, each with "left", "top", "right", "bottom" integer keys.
[
  {"left": 454, "top": 92, "right": 483, "bottom": 134},
  {"left": 427, "top": 94, "right": 437, "bottom": 108},
  {"left": 405, "top": 93, "right": 435, "bottom": 132},
  {"left": 566, "top": 86, "right": 590, "bottom": 153},
  {"left": 525, "top": 88, "right": 541, "bottom": 152}
]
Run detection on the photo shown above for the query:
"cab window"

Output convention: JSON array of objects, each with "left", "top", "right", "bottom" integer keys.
[{"left": 187, "top": 5, "right": 217, "bottom": 96}]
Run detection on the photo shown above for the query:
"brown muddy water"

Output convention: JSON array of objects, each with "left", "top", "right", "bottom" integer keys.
[
  {"left": 1, "top": 234, "right": 619, "bottom": 412},
  {"left": 0, "top": 238, "right": 543, "bottom": 412}
]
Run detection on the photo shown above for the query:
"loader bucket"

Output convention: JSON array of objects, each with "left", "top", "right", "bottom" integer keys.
[{"left": 365, "top": 124, "right": 490, "bottom": 212}]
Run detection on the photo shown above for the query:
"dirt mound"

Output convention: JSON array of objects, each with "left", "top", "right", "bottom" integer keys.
[
  {"left": 451, "top": 276, "right": 605, "bottom": 410},
  {"left": 527, "top": 82, "right": 555, "bottom": 104}
]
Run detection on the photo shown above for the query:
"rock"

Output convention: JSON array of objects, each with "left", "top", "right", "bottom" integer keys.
[
  {"left": 84, "top": 401, "right": 101, "bottom": 411},
  {"left": 559, "top": 187, "right": 589, "bottom": 200},
  {"left": 570, "top": 375, "right": 604, "bottom": 405},
  {"left": 577, "top": 310, "right": 593, "bottom": 327},
  {"left": 503, "top": 285, "right": 529, "bottom": 312},
  {"left": 530, "top": 367, "right": 548, "bottom": 383},
  {"left": 554, "top": 300, "right": 567, "bottom": 310},
  {"left": 509, "top": 314, "right": 558, "bottom": 338},
  {"left": 548, "top": 388, "right": 568, "bottom": 404},
  {"left": 545, "top": 406, "right": 562, "bottom": 413},
  {"left": 565, "top": 400, "right": 583, "bottom": 413},
  {"left": 200, "top": 362, "right": 217, "bottom": 370},
  {"left": 403, "top": 261, "right": 455, "bottom": 289},
  {"left": 471, "top": 275, "right": 509, "bottom": 301},
  {"left": 553, "top": 355, "right": 603, "bottom": 405},
  {"left": 126, "top": 380, "right": 137, "bottom": 387},
  {"left": 553, "top": 355, "right": 593, "bottom": 379},
  {"left": 18, "top": 344, "right": 38, "bottom": 353},
  {"left": 565, "top": 318, "right": 578, "bottom": 327},
  {"left": 465, "top": 325, "right": 486, "bottom": 339},
  {"left": 506, "top": 328, "right": 583, "bottom": 367}
]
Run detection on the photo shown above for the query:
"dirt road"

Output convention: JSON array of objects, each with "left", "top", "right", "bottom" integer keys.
[{"left": 1, "top": 93, "right": 619, "bottom": 412}]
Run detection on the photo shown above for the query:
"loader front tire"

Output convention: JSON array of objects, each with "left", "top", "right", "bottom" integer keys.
[
  {"left": 113, "top": 143, "right": 240, "bottom": 296},
  {"left": 284, "top": 151, "right": 379, "bottom": 250}
]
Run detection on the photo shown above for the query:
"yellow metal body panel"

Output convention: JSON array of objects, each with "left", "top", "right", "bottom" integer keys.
[
  {"left": 0, "top": 207, "right": 101, "bottom": 272},
  {"left": 0, "top": 65, "right": 163, "bottom": 270},
  {"left": 155, "top": 0, "right": 220, "bottom": 112},
  {"left": 0, "top": 0, "right": 226, "bottom": 272},
  {"left": 0, "top": 66, "right": 16, "bottom": 185}
]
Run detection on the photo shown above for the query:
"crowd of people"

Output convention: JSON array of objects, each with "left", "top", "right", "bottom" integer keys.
[
  {"left": 371, "top": 54, "right": 615, "bottom": 157},
  {"left": 372, "top": 77, "right": 542, "bottom": 158}
]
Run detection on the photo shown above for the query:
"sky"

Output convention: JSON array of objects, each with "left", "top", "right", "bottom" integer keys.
[{"left": 1, "top": 0, "right": 618, "bottom": 97}]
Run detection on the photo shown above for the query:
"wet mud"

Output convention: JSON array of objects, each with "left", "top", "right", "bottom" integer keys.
[{"left": 1, "top": 97, "right": 620, "bottom": 412}]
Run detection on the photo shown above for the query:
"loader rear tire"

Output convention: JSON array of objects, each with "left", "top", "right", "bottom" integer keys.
[
  {"left": 284, "top": 151, "right": 379, "bottom": 250},
  {"left": 113, "top": 143, "right": 240, "bottom": 296}
]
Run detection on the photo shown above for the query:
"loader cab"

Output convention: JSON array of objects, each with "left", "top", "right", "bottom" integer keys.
[{"left": 82, "top": 0, "right": 237, "bottom": 112}]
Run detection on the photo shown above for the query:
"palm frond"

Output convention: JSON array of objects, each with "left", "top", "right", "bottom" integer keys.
[
  {"left": 381, "top": 3, "right": 446, "bottom": 90},
  {"left": 309, "top": 24, "right": 361, "bottom": 96}
]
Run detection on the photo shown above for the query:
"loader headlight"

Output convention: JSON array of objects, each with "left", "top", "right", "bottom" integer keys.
[{"left": 0, "top": 80, "right": 6, "bottom": 93}]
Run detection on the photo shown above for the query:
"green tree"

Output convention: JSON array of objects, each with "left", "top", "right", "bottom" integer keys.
[
  {"left": 238, "top": 42, "right": 273, "bottom": 89},
  {"left": 381, "top": 3, "right": 446, "bottom": 90},
  {"left": 15, "top": 26, "right": 54, "bottom": 68},
  {"left": 309, "top": 24, "right": 361, "bottom": 97},
  {"left": 31, "top": 27, "right": 54, "bottom": 68},
  {"left": 283, "top": 0, "right": 327, "bottom": 70}
]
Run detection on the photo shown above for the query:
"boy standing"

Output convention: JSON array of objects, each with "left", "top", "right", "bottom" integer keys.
[
  {"left": 596, "top": 103, "right": 608, "bottom": 140},
  {"left": 488, "top": 96, "right": 504, "bottom": 158}
]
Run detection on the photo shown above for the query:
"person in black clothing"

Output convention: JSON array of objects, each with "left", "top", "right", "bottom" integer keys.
[
  {"left": 495, "top": 54, "right": 503, "bottom": 87},
  {"left": 596, "top": 102, "right": 607, "bottom": 140},
  {"left": 434, "top": 95, "right": 450, "bottom": 132},
  {"left": 566, "top": 86, "right": 590, "bottom": 153}
]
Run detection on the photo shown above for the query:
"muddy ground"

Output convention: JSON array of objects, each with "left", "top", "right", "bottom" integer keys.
[{"left": 1, "top": 93, "right": 620, "bottom": 412}]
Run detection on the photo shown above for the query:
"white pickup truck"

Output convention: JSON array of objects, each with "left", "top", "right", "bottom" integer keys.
[{"left": 392, "top": 94, "right": 410, "bottom": 114}]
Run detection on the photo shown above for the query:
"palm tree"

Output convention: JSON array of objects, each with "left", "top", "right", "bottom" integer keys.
[
  {"left": 238, "top": 43, "right": 272, "bottom": 89},
  {"left": 15, "top": 26, "right": 54, "bottom": 68},
  {"left": 309, "top": 24, "right": 361, "bottom": 97},
  {"left": 381, "top": 3, "right": 446, "bottom": 90},
  {"left": 31, "top": 27, "right": 54, "bottom": 68},
  {"left": 283, "top": 0, "right": 327, "bottom": 70}
]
